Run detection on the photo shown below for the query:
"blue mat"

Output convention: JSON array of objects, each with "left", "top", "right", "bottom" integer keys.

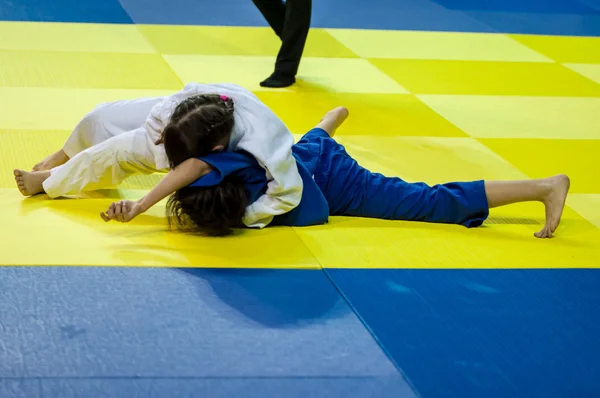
[
  {"left": 433, "top": 0, "right": 598, "bottom": 13},
  {"left": 308, "top": 0, "right": 495, "bottom": 32},
  {"left": 466, "top": 11, "right": 600, "bottom": 36},
  {"left": 326, "top": 268, "right": 600, "bottom": 398},
  {"left": 580, "top": 0, "right": 600, "bottom": 11},
  {"left": 0, "top": 0, "right": 132, "bottom": 23},
  {"left": 2, "top": 0, "right": 599, "bottom": 36},
  {"left": 0, "top": 267, "right": 416, "bottom": 398},
  {"left": 118, "top": 0, "right": 495, "bottom": 32},
  {"left": 0, "top": 378, "right": 414, "bottom": 398},
  {"left": 118, "top": 0, "right": 266, "bottom": 27}
]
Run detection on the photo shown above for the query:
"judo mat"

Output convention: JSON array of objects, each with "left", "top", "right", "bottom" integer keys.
[{"left": 1, "top": 0, "right": 600, "bottom": 397}]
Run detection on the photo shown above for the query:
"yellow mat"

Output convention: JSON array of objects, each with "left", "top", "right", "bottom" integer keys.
[{"left": 1, "top": 22, "right": 599, "bottom": 268}]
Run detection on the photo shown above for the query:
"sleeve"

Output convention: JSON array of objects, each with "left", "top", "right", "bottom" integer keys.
[
  {"left": 189, "top": 152, "right": 261, "bottom": 188},
  {"left": 238, "top": 114, "right": 304, "bottom": 228}
]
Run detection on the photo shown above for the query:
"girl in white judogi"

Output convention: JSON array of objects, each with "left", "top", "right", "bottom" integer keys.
[{"left": 14, "top": 83, "right": 303, "bottom": 228}]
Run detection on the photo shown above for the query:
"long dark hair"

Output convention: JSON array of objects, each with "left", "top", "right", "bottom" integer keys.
[
  {"left": 162, "top": 94, "right": 235, "bottom": 168},
  {"left": 166, "top": 175, "right": 248, "bottom": 237}
]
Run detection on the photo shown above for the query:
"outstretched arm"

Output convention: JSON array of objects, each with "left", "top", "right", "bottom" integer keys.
[{"left": 101, "top": 158, "right": 212, "bottom": 223}]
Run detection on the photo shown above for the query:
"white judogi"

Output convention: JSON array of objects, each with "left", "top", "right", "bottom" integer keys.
[{"left": 43, "top": 83, "right": 303, "bottom": 228}]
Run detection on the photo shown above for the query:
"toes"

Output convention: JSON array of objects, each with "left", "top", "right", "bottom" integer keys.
[
  {"left": 13, "top": 170, "right": 31, "bottom": 196},
  {"left": 535, "top": 226, "right": 553, "bottom": 239}
]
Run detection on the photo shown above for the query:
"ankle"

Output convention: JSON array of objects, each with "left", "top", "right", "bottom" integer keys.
[
  {"left": 36, "top": 170, "right": 52, "bottom": 180},
  {"left": 536, "top": 178, "right": 554, "bottom": 200}
]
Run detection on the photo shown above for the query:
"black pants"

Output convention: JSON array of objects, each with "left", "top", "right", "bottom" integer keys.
[{"left": 252, "top": 0, "right": 312, "bottom": 77}]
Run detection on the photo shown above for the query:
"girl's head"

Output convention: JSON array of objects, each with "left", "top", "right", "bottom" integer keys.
[
  {"left": 166, "top": 176, "right": 247, "bottom": 237},
  {"left": 162, "top": 94, "right": 235, "bottom": 169}
]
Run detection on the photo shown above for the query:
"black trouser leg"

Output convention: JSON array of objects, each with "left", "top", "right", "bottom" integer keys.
[
  {"left": 252, "top": 0, "right": 286, "bottom": 37},
  {"left": 253, "top": 0, "right": 312, "bottom": 87},
  {"left": 274, "top": 0, "right": 312, "bottom": 77}
]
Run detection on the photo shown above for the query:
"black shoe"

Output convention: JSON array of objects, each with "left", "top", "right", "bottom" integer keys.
[{"left": 260, "top": 72, "right": 296, "bottom": 88}]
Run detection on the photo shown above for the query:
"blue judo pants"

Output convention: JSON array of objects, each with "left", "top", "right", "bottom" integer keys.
[{"left": 297, "top": 128, "right": 490, "bottom": 228}]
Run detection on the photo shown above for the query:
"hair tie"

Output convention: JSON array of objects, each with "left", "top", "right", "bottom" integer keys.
[{"left": 220, "top": 95, "right": 229, "bottom": 101}]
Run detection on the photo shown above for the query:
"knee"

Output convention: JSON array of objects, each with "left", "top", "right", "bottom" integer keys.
[
  {"left": 72, "top": 105, "right": 108, "bottom": 137},
  {"left": 80, "top": 103, "right": 111, "bottom": 127},
  {"left": 66, "top": 105, "right": 110, "bottom": 152}
]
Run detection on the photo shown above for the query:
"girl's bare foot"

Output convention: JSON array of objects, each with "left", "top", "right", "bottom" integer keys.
[
  {"left": 535, "top": 174, "right": 570, "bottom": 239},
  {"left": 317, "top": 107, "right": 349, "bottom": 137},
  {"left": 13, "top": 169, "right": 50, "bottom": 196},
  {"left": 32, "top": 150, "right": 69, "bottom": 171},
  {"left": 330, "top": 106, "right": 349, "bottom": 131}
]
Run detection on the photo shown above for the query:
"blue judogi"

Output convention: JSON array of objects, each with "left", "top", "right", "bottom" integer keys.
[{"left": 190, "top": 128, "right": 489, "bottom": 228}]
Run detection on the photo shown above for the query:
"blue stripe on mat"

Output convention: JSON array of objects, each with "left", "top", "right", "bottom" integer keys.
[
  {"left": 0, "top": 267, "right": 417, "bottom": 398},
  {"left": 326, "top": 268, "right": 600, "bottom": 398},
  {"left": 0, "top": 0, "right": 133, "bottom": 23},
  {"left": 2, "top": 0, "right": 599, "bottom": 36}
]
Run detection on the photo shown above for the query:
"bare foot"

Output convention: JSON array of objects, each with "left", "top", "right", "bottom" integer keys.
[
  {"left": 319, "top": 106, "right": 349, "bottom": 137},
  {"left": 13, "top": 169, "right": 50, "bottom": 196},
  {"left": 535, "top": 174, "right": 570, "bottom": 239},
  {"left": 32, "top": 150, "right": 69, "bottom": 171}
]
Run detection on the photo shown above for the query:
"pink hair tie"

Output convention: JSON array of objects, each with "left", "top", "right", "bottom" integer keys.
[{"left": 220, "top": 95, "right": 229, "bottom": 101}]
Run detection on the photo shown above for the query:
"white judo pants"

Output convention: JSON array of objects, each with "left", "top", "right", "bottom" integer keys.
[{"left": 42, "top": 97, "right": 170, "bottom": 198}]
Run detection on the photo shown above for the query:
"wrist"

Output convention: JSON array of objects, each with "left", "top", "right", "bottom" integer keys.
[{"left": 137, "top": 197, "right": 151, "bottom": 213}]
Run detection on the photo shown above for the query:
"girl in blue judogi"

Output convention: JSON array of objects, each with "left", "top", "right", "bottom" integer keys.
[{"left": 103, "top": 107, "right": 569, "bottom": 239}]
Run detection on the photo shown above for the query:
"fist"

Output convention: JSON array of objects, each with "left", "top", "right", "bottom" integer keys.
[{"left": 100, "top": 200, "right": 144, "bottom": 223}]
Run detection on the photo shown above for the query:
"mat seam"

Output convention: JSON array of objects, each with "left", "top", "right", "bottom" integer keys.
[{"left": 320, "top": 268, "right": 423, "bottom": 398}]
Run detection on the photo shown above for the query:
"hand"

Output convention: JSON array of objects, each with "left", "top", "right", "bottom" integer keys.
[
  {"left": 100, "top": 200, "right": 145, "bottom": 223},
  {"left": 154, "top": 136, "right": 163, "bottom": 145}
]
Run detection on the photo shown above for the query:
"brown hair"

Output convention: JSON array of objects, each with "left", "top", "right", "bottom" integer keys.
[
  {"left": 166, "top": 175, "right": 248, "bottom": 237},
  {"left": 162, "top": 94, "right": 235, "bottom": 168}
]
